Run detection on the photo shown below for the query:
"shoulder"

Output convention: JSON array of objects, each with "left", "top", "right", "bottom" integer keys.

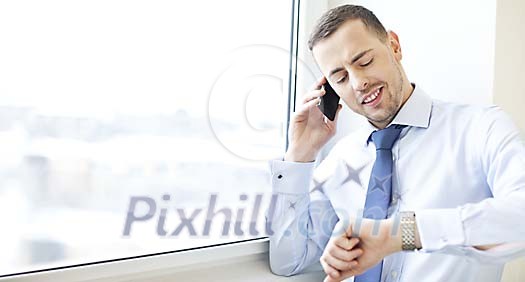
[
  {"left": 430, "top": 99, "right": 511, "bottom": 131},
  {"left": 431, "top": 99, "right": 491, "bottom": 120},
  {"left": 431, "top": 99, "right": 522, "bottom": 157},
  {"left": 433, "top": 99, "right": 516, "bottom": 125}
]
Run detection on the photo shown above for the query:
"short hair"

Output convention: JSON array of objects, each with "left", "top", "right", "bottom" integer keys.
[{"left": 307, "top": 5, "right": 388, "bottom": 51}]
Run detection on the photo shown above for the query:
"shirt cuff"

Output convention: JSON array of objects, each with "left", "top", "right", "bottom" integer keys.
[
  {"left": 269, "top": 159, "right": 316, "bottom": 195},
  {"left": 415, "top": 208, "right": 466, "bottom": 251}
]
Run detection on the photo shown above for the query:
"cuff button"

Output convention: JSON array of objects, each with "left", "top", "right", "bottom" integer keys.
[{"left": 277, "top": 174, "right": 283, "bottom": 179}]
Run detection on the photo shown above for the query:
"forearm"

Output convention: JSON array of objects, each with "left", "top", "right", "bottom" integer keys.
[
  {"left": 410, "top": 219, "right": 496, "bottom": 251},
  {"left": 415, "top": 196, "right": 525, "bottom": 249},
  {"left": 267, "top": 159, "right": 336, "bottom": 275},
  {"left": 386, "top": 215, "right": 490, "bottom": 253},
  {"left": 385, "top": 203, "right": 525, "bottom": 263},
  {"left": 267, "top": 195, "right": 336, "bottom": 275}
]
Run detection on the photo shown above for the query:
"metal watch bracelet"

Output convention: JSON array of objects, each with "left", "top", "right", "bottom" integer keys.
[{"left": 400, "top": 211, "right": 419, "bottom": 251}]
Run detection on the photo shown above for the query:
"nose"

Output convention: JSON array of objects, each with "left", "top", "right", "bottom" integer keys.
[{"left": 350, "top": 72, "right": 369, "bottom": 92}]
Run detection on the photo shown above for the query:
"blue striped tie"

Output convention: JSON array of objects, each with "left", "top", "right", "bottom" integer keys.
[{"left": 354, "top": 125, "right": 405, "bottom": 282}]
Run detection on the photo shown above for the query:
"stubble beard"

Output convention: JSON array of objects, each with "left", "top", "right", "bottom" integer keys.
[{"left": 366, "top": 58, "right": 405, "bottom": 125}]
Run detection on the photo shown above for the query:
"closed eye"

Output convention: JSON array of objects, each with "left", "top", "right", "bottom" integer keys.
[
  {"left": 336, "top": 58, "right": 374, "bottom": 83},
  {"left": 360, "top": 58, "right": 373, "bottom": 67}
]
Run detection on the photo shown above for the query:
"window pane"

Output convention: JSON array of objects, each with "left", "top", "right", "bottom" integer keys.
[{"left": 0, "top": 0, "right": 291, "bottom": 275}]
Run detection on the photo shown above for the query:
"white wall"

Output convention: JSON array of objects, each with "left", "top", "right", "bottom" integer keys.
[
  {"left": 494, "top": 0, "right": 525, "bottom": 280},
  {"left": 493, "top": 0, "right": 525, "bottom": 135}
]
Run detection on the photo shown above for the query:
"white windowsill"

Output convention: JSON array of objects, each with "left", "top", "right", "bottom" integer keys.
[{"left": 1, "top": 238, "right": 325, "bottom": 282}]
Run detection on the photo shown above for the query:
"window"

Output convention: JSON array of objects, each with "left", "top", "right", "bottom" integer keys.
[{"left": 0, "top": 0, "right": 293, "bottom": 276}]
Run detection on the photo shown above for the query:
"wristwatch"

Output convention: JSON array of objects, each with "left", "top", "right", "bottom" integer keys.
[{"left": 400, "top": 211, "right": 420, "bottom": 251}]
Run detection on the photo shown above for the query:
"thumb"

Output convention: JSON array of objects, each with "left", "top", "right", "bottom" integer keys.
[{"left": 345, "top": 223, "right": 353, "bottom": 238}]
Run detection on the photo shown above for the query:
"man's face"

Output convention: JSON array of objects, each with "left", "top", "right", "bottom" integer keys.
[{"left": 312, "top": 19, "right": 408, "bottom": 128}]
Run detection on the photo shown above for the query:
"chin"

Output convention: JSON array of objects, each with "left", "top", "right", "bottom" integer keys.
[
  {"left": 366, "top": 110, "right": 388, "bottom": 121},
  {"left": 366, "top": 111, "right": 394, "bottom": 125}
]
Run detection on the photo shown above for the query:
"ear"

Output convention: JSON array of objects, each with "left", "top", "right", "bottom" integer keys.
[{"left": 387, "top": 30, "right": 402, "bottom": 61}]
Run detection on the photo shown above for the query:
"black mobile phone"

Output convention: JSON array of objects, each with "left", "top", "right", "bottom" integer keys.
[{"left": 318, "top": 81, "right": 340, "bottom": 121}]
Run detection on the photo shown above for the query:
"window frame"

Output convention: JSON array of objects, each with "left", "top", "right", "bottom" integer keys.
[{"left": 0, "top": 238, "right": 270, "bottom": 282}]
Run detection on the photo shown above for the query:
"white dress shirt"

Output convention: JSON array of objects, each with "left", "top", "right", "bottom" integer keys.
[{"left": 267, "top": 84, "right": 525, "bottom": 282}]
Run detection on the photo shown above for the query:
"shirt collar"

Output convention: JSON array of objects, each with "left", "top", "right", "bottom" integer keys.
[{"left": 359, "top": 83, "right": 433, "bottom": 147}]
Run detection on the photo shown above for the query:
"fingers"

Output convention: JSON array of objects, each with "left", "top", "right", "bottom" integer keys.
[
  {"left": 321, "top": 104, "right": 343, "bottom": 128},
  {"left": 294, "top": 95, "right": 323, "bottom": 118},
  {"left": 309, "top": 76, "right": 327, "bottom": 91},
  {"left": 324, "top": 259, "right": 362, "bottom": 282},
  {"left": 324, "top": 268, "right": 360, "bottom": 282},
  {"left": 295, "top": 76, "right": 330, "bottom": 119},
  {"left": 320, "top": 236, "right": 362, "bottom": 280},
  {"left": 330, "top": 246, "right": 363, "bottom": 263},
  {"left": 320, "top": 256, "right": 341, "bottom": 280},
  {"left": 301, "top": 88, "right": 326, "bottom": 105},
  {"left": 335, "top": 235, "right": 359, "bottom": 251},
  {"left": 323, "top": 252, "right": 359, "bottom": 272},
  {"left": 339, "top": 265, "right": 362, "bottom": 280},
  {"left": 302, "top": 76, "right": 327, "bottom": 106}
]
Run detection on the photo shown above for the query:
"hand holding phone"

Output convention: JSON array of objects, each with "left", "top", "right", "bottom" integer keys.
[
  {"left": 317, "top": 81, "right": 340, "bottom": 121},
  {"left": 285, "top": 77, "right": 341, "bottom": 162}
]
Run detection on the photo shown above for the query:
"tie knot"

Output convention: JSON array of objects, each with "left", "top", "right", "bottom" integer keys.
[{"left": 370, "top": 125, "right": 406, "bottom": 150}]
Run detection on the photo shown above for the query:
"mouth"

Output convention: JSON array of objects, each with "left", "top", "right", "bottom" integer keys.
[{"left": 361, "top": 86, "right": 384, "bottom": 107}]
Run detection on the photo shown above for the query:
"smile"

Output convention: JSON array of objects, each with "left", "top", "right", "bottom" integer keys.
[{"left": 362, "top": 86, "right": 383, "bottom": 106}]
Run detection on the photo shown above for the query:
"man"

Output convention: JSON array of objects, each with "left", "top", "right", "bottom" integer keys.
[{"left": 267, "top": 4, "right": 525, "bottom": 282}]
